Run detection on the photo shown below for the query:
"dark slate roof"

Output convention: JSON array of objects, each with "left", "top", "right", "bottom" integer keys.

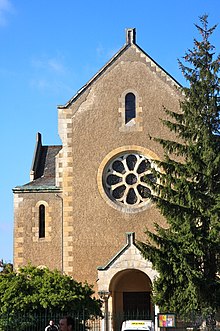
[{"left": 13, "top": 144, "right": 62, "bottom": 192}]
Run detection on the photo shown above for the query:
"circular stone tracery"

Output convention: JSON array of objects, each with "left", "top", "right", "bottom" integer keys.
[{"left": 103, "top": 152, "right": 154, "bottom": 210}]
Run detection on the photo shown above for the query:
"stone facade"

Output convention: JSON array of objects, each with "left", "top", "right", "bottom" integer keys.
[{"left": 13, "top": 28, "right": 181, "bottom": 321}]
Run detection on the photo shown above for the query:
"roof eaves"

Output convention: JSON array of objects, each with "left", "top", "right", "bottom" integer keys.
[{"left": 13, "top": 186, "right": 62, "bottom": 193}]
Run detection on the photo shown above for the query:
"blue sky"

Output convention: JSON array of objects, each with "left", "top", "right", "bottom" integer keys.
[{"left": 1, "top": 0, "right": 220, "bottom": 263}]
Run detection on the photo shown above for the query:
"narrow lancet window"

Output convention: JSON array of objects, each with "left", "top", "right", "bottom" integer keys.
[
  {"left": 39, "top": 204, "right": 45, "bottom": 238},
  {"left": 125, "top": 93, "right": 136, "bottom": 124}
]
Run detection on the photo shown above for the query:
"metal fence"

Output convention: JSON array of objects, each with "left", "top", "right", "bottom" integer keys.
[
  {"left": 0, "top": 311, "right": 88, "bottom": 331},
  {"left": 0, "top": 311, "right": 219, "bottom": 331}
]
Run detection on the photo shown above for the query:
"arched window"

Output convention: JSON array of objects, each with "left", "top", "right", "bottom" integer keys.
[
  {"left": 125, "top": 93, "right": 136, "bottom": 124},
  {"left": 39, "top": 204, "right": 45, "bottom": 238}
]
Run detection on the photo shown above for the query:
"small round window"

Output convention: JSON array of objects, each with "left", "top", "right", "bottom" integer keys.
[{"left": 102, "top": 152, "right": 155, "bottom": 212}]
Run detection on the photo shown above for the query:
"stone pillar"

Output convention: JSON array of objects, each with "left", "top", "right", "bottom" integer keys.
[{"left": 98, "top": 291, "right": 111, "bottom": 331}]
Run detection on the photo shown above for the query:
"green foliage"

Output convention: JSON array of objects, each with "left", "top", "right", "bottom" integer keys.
[
  {"left": 0, "top": 264, "right": 102, "bottom": 317},
  {"left": 138, "top": 15, "right": 220, "bottom": 319},
  {"left": 0, "top": 262, "right": 13, "bottom": 274}
]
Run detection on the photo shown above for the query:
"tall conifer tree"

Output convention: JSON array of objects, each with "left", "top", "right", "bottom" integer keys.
[{"left": 138, "top": 15, "right": 220, "bottom": 321}]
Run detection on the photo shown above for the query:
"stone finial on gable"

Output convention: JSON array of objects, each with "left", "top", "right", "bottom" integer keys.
[
  {"left": 126, "top": 232, "right": 135, "bottom": 245},
  {"left": 126, "top": 28, "right": 136, "bottom": 44}
]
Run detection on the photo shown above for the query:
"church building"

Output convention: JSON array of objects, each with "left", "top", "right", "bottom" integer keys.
[{"left": 13, "top": 28, "right": 181, "bottom": 323}]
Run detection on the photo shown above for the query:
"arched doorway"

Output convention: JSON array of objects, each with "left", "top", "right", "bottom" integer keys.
[
  {"left": 97, "top": 232, "right": 158, "bottom": 331},
  {"left": 109, "top": 269, "right": 153, "bottom": 330}
]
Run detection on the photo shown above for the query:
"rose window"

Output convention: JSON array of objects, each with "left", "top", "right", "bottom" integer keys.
[{"left": 103, "top": 153, "right": 154, "bottom": 209}]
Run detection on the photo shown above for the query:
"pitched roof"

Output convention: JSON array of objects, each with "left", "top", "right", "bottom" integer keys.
[
  {"left": 58, "top": 28, "right": 181, "bottom": 110},
  {"left": 13, "top": 133, "right": 62, "bottom": 192},
  {"left": 97, "top": 232, "right": 141, "bottom": 270}
]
